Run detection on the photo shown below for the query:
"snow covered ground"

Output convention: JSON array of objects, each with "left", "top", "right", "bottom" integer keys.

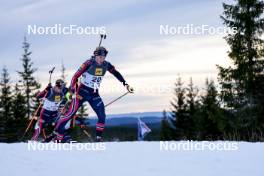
[{"left": 0, "top": 141, "right": 263, "bottom": 176}]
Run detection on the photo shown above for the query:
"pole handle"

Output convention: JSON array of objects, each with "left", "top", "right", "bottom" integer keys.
[
  {"left": 48, "top": 67, "right": 55, "bottom": 84},
  {"left": 98, "top": 34, "right": 106, "bottom": 47}
]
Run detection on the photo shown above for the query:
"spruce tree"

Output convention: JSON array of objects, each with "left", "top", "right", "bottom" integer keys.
[
  {"left": 0, "top": 99, "right": 5, "bottom": 142},
  {"left": 217, "top": 0, "right": 264, "bottom": 141},
  {"left": 171, "top": 77, "right": 189, "bottom": 139},
  {"left": 0, "top": 67, "right": 12, "bottom": 120},
  {"left": 0, "top": 67, "right": 12, "bottom": 142},
  {"left": 218, "top": 0, "right": 264, "bottom": 108},
  {"left": 11, "top": 84, "right": 27, "bottom": 120},
  {"left": 185, "top": 78, "right": 199, "bottom": 139},
  {"left": 10, "top": 83, "right": 27, "bottom": 141},
  {"left": 186, "top": 78, "right": 198, "bottom": 115},
  {"left": 160, "top": 110, "right": 175, "bottom": 140},
  {"left": 17, "top": 37, "right": 41, "bottom": 119},
  {"left": 196, "top": 79, "right": 225, "bottom": 140}
]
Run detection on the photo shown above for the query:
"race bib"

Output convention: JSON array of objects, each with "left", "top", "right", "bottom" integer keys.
[
  {"left": 81, "top": 72, "right": 103, "bottom": 89},
  {"left": 43, "top": 99, "right": 61, "bottom": 111}
]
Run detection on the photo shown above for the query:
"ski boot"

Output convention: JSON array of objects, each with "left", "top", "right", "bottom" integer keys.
[
  {"left": 95, "top": 136, "right": 103, "bottom": 142},
  {"left": 42, "top": 132, "right": 56, "bottom": 143}
]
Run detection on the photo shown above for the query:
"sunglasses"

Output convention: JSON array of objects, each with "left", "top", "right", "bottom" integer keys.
[
  {"left": 55, "top": 82, "right": 63, "bottom": 88},
  {"left": 96, "top": 49, "right": 108, "bottom": 57}
]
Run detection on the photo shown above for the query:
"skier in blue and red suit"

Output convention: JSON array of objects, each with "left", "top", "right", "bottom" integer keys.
[
  {"left": 32, "top": 79, "right": 69, "bottom": 141},
  {"left": 54, "top": 46, "right": 134, "bottom": 141}
]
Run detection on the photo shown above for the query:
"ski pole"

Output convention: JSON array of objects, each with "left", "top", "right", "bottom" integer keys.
[
  {"left": 104, "top": 92, "right": 130, "bottom": 108},
  {"left": 42, "top": 129, "right": 47, "bottom": 139},
  {"left": 49, "top": 67, "right": 55, "bottom": 83},
  {"left": 98, "top": 34, "right": 106, "bottom": 47},
  {"left": 20, "top": 100, "right": 44, "bottom": 141},
  {"left": 82, "top": 129, "right": 93, "bottom": 141}
]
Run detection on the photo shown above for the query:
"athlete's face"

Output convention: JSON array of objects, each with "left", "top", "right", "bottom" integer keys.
[
  {"left": 54, "top": 86, "right": 62, "bottom": 93},
  {"left": 95, "top": 55, "right": 106, "bottom": 65}
]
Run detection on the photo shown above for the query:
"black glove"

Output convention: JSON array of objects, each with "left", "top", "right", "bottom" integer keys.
[
  {"left": 45, "top": 83, "right": 52, "bottom": 90},
  {"left": 123, "top": 82, "right": 134, "bottom": 93}
]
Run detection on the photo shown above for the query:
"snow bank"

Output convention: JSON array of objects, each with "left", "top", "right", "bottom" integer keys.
[{"left": 0, "top": 141, "right": 263, "bottom": 176}]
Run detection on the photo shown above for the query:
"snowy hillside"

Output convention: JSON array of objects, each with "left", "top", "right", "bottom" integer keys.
[{"left": 1, "top": 141, "right": 263, "bottom": 176}]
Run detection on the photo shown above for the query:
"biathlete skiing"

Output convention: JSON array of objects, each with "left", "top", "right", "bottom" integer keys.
[
  {"left": 53, "top": 46, "right": 134, "bottom": 142},
  {"left": 31, "top": 79, "right": 69, "bottom": 141}
]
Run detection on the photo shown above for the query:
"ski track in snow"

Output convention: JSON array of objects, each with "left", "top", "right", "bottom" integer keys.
[{"left": 0, "top": 141, "right": 263, "bottom": 176}]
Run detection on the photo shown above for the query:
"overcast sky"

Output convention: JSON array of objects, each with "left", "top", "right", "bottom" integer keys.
[{"left": 0, "top": 0, "right": 234, "bottom": 115}]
